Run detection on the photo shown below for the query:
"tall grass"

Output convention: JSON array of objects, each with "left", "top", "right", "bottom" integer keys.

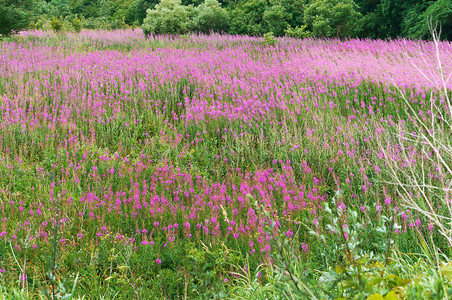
[{"left": 380, "top": 26, "right": 452, "bottom": 272}]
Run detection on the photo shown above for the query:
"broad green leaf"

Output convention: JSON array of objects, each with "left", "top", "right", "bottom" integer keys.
[
  {"left": 384, "top": 291, "right": 398, "bottom": 300},
  {"left": 371, "top": 277, "right": 383, "bottom": 286},
  {"left": 367, "top": 294, "right": 384, "bottom": 300},
  {"left": 441, "top": 265, "right": 452, "bottom": 281}
]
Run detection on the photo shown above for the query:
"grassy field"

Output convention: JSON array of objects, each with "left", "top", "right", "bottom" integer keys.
[{"left": 0, "top": 29, "right": 451, "bottom": 299}]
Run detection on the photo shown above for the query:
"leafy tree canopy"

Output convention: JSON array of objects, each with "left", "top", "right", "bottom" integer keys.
[
  {"left": 0, "top": 0, "right": 35, "bottom": 36},
  {"left": 304, "top": 0, "right": 361, "bottom": 38},
  {"left": 195, "top": 0, "right": 229, "bottom": 33}
]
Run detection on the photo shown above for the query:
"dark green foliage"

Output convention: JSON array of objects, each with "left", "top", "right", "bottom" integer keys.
[
  {"left": 405, "top": 0, "right": 452, "bottom": 40},
  {"left": 425, "top": 0, "right": 452, "bottom": 40},
  {"left": 195, "top": 0, "right": 229, "bottom": 33},
  {"left": 263, "top": 3, "right": 290, "bottom": 36},
  {"left": 379, "top": 0, "right": 411, "bottom": 38},
  {"left": 228, "top": 0, "right": 268, "bottom": 35},
  {"left": 354, "top": 0, "right": 451, "bottom": 41},
  {"left": 303, "top": 0, "right": 361, "bottom": 38},
  {"left": 280, "top": 0, "right": 305, "bottom": 28},
  {"left": 68, "top": 0, "right": 102, "bottom": 18},
  {"left": 125, "top": 0, "right": 158, "bottom": 25},
  {"left": 354, "top": 0, "right": 379, "bottom": 14},
  {"left": 268, "top": 0, "right": 306, "bottom": 37},
  {"left": 4, "top": 0, "right": 450, "bottom": 40},
  {"left": 48, "top": 0, "right": 71, "bottom": 18},
  {"left": 0, "top": 0, "right": 34, "bottom": 36}
]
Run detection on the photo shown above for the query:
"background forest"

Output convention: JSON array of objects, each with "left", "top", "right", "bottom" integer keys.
[{"left": 1, "top": 0, "right": 451, "bottom": 40}]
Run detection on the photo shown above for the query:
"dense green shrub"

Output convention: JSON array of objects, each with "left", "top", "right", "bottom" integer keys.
[
  {"left": 262, "top": 4, "right": 289, "bottom": 37},
  {"left": 228, "top": 0, "right": 267, "bottom": 36},
  {"left": 194, "top": 0, "right": 229, "bottom": 33},
  {"left": 50, "top": 16, "right": 63, "bottom": 32},
  {"left": 142, "top": 0, "right": 195, "bottom": 36},
  {"left": 263, "top": 31, "right": 275, "bottom": 45},
  {"left": 284, "top": 24, "right": 310, "bottom": 38},
  {"left": 303, "top": 0, "right": 361, "bottom": 38},
  {"left": 71, "top": 14, "right": 82, "bottom": 32},
  {"left": 83, "top": 17, "right": 108, "bottom": 29}
]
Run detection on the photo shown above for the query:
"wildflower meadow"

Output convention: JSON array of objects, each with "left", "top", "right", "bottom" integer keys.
[{"left": 0, "top": 29, "right": 451, "bottom": 299}]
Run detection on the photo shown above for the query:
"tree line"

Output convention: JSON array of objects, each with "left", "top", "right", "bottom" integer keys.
[{"left": 1, "top": 0, "right": 451, "bottom": 39}]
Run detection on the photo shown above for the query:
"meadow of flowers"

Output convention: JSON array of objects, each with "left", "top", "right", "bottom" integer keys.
[{"left": 0, "top": 30, "right": 451, "bottom": 299}]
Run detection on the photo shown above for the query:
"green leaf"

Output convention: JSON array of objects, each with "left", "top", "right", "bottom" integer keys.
[
  {"left": 371, "top": 277, "right": 383, "bottom": 286},
  {"left": 384, "top": 291, "right": 398, "bottom": 300},
  {"left": 441, "top": 265, "right": 452, "bottom": 281},
  {"left": 367, "top": 294, "right": 384, "bottom": 300},
  {"left": 335, "top": 265, "right": 345, "bottom": 274},
  {"left": 71, "top": 272, "right": 79, "bottom": 294}
]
